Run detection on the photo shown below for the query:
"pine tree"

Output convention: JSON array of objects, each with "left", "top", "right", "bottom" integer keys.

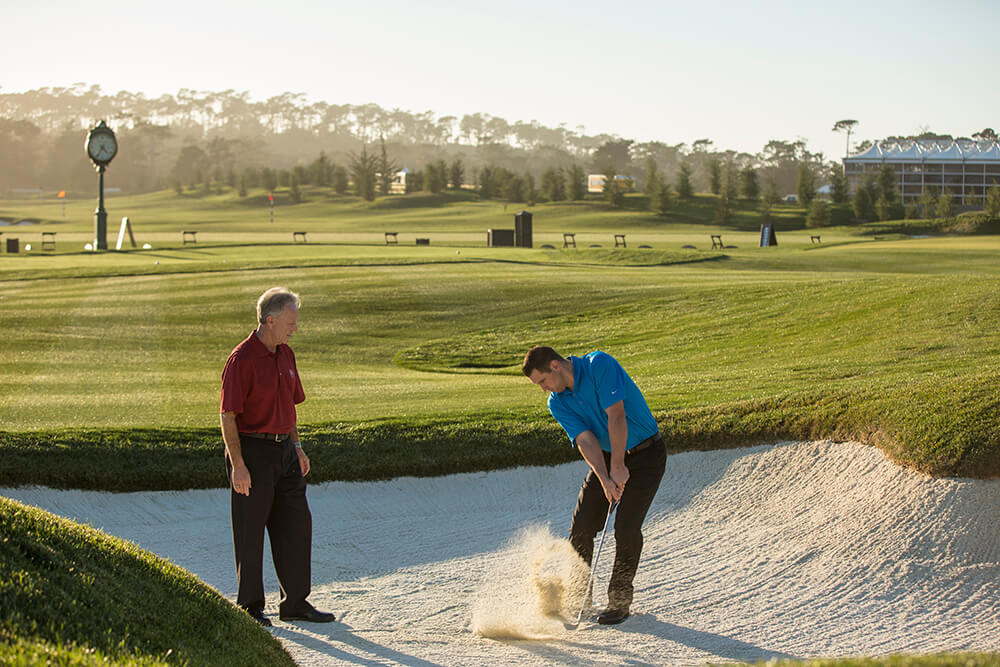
[
  {"left": 449, "top": 159, "right": 464, "bottom": 189},
  {"left": 806, "top": 199, "right": 830, "bottom": 228},
  {"left": 655, "top": 181, "right": 673, "bottom": 216},
  {"left": 936, "top": 189, "right": 954, "bottom": 219},
  {"left": 739, "top": 166, "right": 759, "bottom": 200},
  {"left": 377, "top": 137, "right": 398, "bottom": 196},
  {"left": 567, "top": 164, "right": 586, "bottom": 200},
  {"left": 676, "top": 162, "right": 694, "bottom": 199}
]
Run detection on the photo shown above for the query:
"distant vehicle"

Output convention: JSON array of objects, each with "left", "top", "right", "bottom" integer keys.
[
  {"left": 588, "top": 174, "right": 636, "bottom": 194},
  {"left": 783, "top": 194, "right": 798, "bottom": 203}
]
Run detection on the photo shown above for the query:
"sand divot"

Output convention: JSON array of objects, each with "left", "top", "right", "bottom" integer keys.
[{"left": 471, "top": 524, "right": 590, "bottom": 639}]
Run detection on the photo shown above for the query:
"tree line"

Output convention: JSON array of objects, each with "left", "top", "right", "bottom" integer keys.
[{"left": 2, "top": 85, "right": 840, "bottom": 199}]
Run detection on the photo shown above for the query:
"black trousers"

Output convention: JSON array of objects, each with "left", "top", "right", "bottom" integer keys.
[
  {"left": 569, "top": 437, "right": 666, "bottom": 609},
  {"left": 226, "top": 436, "right": 312, "bottom": 615}
]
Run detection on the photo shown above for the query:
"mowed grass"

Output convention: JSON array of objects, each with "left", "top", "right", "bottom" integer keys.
[
  {"left": 0, "top": 497, "right": 293, "bottom": 666},
  {"left": 1, "top": 231, "right": 999, "bottom": 487},
  {"left": 2, "top": 191, "right": 999, "bottom": 667}
]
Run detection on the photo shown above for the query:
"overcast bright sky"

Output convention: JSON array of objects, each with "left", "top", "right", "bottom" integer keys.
[{"left": 3, "top": 0, "right": 996, "bottom": 160}]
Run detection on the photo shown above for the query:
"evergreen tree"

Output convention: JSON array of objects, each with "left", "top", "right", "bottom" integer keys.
[
  {"left": 504, "top": 173, "right": 526, "bottom": 202},
  {"left": 654, "top": 181, "right": 673, "bottom": 216},
  {"left": 917, "top": 189, "right": 935, "bottom": 219},
  {"left": 332, "top": 166, "right": 348, "bottom": 195},
  {"left": 567, "top": 164, "right": 586, "bottom": 200},
  {"left": 676, "top": 162, "right": 694, "bottom": 199},
  {"left": 806, "top": 199, "right": 831, "bottom": 227},
  {"left": 986, "top": 181, "right": 1000, "bottom": 218},
  {"left": 377, "top": 137, "right": 398, "bottom": 196},
  {"left": 289, "top": 173, "right": 302, "bottom": 203},
  {"left": 449, "top": 159, "right": 464, "bottom": 189},
  {"left": 309, "top": 151, "right": 332, "bottom": 186},
  {"left": 540, "top": 167, "right": 566, "bottom": 202},
  {"left": 830, "top": 168, "right": 848, "bottom": 203},
  {"left": 602, "top": 164, "right": 624, "bottom": 207},
  {"left": 238, "top": 173, "right": 247, "bottom": 198},
  {"left": 852, "top": 179, "right": 876, "bottom": 220},
  {"left": 936, "top": 189, "right": 954, "bottom": 218},
  {"left": 796, "top": 163, "right": 817, "bottom": 206},
  {"left": 877, "top": 163, "right": 899, "bottom": 204},
  {"left": 348, "top": 145, "right": 377, "bottom": 201},
  {"left": 876, "top": 194, "right": 892, "bottom": 221},
  {"left": 762, "top": 175, "right": 780, "bottom": 210},
  {"left": 424, "top": 160, "right": 447, "bottom": 194},
  {"left": 706, "top": 158, "right": 721, "bottom": 195},
  {"left": 739, "top": 165, "right": 759, "bottom": 200},
  {"left": 644, "top": 156, "right": 662, "bottom": 196}
]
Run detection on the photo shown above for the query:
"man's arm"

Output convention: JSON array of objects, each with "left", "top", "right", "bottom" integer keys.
[
  {"left": 576, "top": 430, "right": 622, "bottom": 502},
  {"left": 290, "top": 424, "right": 310, "bottom": 476},
  {"left": 606, "top": 400, "right": 630, "bottom": 494},
  {"left": 221, "top": 411, "right": 251, "bottom": 495}
]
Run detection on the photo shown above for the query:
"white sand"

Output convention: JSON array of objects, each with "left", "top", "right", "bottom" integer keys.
[{"left": 3, "top": 440, "right": 1000, "bottom": 665}]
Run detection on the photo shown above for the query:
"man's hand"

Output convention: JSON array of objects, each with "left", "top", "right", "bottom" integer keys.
[
  {"left": 231, "top": 461, "right": 252, "bottom": 496},
  {"left": 296, "top": 446, "right": 310, "bottom": 476},
  {"left": 609, "top": 461, "right": 630, "bottom": 497},
  {"left": 598, "top": 474, "right": 623, "bottom": 503}
]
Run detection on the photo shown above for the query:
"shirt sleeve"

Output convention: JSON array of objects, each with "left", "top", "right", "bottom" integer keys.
[
  {"left": 289, "top": 348, "right": 306, "bottom": 405},
  {"left": 220, "top": 350, "right": 246, "bottom": 415},
  {"left": 548, "top": 394, "right": 589, "bottom": 447},
  {"left": 591, "top": 351, "right": 626, "bottom": 412}
]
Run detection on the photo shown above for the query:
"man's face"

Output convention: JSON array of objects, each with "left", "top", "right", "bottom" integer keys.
[
  {"left": 528, "top": 361, "right": 567, "bottom": 393},
  {"left": 268, "top": 304, "right": 299, "bottom": 345}
]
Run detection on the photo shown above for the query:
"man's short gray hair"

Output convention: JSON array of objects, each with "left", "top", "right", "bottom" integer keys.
[{"left": 257, "top": 287, "right": 300, "bottom": 325}]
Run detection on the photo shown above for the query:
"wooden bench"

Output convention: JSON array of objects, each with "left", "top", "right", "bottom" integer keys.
[
  {"left": 614, "top": 234, "right": 626, "bottom": 248},
  {"left": 293, "top": 231, "right": 308, "bottom": 243},
  {"left": 563, "top": 233, "right": 576, "bottom": 248},
  {"left": 711, "top": 234, "right": 724, "bottom": 249},
  {"left": 385, "top": 232, "right": 398, "bottom": 245},
  {"left": 810, "top": 235, "right": 822, "bottom": 244},
  {"left": 182, "top": 231, "right": 198, "bottom": 244},
  {"left": 41, "top": 231, "right": 56, "bottom": 251}
]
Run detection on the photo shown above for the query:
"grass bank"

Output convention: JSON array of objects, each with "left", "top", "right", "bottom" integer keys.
[{"left": 0, "top": 497, "right": 293, "bottom": 666}]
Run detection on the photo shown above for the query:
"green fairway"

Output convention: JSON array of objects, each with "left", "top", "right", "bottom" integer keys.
[
  {"left": 2, "top": 188, "right": 1000, "bottom": 486},
  {"left": 2, "top": 190, "right": 999, "bottom": 666}
]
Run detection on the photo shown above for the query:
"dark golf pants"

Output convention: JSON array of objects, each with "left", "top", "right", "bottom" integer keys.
[
  {"left": 227, "top": 435, "right": 312, "bottom": 616},
  {"left": 570, "top": 437, "right": 666, "bottom": 610}
]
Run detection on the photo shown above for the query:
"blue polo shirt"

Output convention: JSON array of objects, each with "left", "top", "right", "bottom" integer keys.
[{"left": 547, "top": 351, "right": 658, "bottom": 452}]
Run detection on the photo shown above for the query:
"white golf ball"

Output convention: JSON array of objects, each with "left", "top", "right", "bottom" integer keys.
[{"left": 24, "top": 244, "right": 31, "bottom": 251}]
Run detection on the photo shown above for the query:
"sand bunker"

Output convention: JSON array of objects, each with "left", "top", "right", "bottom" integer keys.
[{"left": 3, "top": 440, "right": 999, "bottom": 665}]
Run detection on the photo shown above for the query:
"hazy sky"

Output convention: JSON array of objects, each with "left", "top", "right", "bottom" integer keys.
[{"left": 4, "top": 0, "right": 996, "bottom": 160}]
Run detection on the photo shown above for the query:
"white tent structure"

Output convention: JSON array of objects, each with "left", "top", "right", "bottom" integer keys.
[{"left": 843, "top": 139, "right": 1000, "bottom": 207}]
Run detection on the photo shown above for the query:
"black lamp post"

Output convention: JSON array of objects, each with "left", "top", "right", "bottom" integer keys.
[{"left": 85, "top": 121, "right": 118, "bottom": 250}]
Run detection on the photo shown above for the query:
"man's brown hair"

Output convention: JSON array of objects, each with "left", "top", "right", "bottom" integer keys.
[{"left": 521, "top": 346, "right": 565, "bottom": 377}]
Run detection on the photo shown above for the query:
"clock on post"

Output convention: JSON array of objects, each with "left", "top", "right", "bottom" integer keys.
[{"left": 85, "top": 120, "right": 118, "bottom": 250}]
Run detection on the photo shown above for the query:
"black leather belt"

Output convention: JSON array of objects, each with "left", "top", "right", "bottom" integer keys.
[
  {"left": 627, "top": 432, "right": 663, "bottom": 455},
  {"left": 240, "top": 432, "right": 290, "bottom": 442}
]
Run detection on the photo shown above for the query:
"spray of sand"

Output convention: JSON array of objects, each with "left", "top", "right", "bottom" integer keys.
[{"left": 471, "top": 524, "right": 590, "bottom": 639}]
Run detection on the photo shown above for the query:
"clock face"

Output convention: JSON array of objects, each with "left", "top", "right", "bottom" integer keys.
[{"left": 87, "top": 132, "right": 117, "bottom": 163}]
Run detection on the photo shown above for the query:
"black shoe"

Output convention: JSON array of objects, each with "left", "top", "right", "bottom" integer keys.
[
  {"left": 279, "top": 605, "right": 336, "bottom": 623},
  {"left": 597, "top": 607, "right": 630, "bottom": 625},
  {"left": 245, "top": 608, "right": 272, "bottom": 627}
]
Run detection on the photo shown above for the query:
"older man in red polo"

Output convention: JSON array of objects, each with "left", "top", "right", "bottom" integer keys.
[{"left": 220, "top": 286, "right": 334, "bottom": 627}]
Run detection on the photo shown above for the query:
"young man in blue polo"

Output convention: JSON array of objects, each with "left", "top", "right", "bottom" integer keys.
[{"left": 523, "top": 346, "right": 666, "bottom": 625}]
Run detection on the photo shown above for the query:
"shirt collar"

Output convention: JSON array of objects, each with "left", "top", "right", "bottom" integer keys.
[{"left": 247, "top": 330, "right": 276, "bottom": 358}]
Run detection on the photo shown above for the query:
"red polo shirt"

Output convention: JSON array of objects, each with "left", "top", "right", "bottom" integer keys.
[{"left": 220, "top": 331, "right": 305, "bottom": 434}]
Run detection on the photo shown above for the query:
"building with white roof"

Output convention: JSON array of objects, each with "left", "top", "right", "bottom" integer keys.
[{"left": 843, "top": 139, "right": 1000, "bottom": 208}]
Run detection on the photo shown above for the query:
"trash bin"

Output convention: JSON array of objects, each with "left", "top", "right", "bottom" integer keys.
[
  {"left": 514, "top": 211, "right": 533, "bottom": 248},
  {"left": 6, "top": 237, "right": 18, "bottom": 254}
]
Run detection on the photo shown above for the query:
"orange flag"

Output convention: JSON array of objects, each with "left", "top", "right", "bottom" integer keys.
[{"left": 57, "top": 191, "right": 66, "bottom": 198}]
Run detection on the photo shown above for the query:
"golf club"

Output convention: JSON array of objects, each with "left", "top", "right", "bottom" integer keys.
[{"left": 573, "top": 498, "right": 619, "bottom": 627}]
